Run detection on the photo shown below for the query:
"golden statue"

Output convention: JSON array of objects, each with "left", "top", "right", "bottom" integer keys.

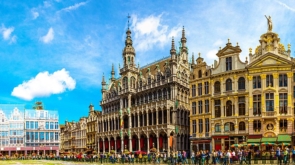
[{"left": 265, "top": 15, "right": 272, "bottom": 32}]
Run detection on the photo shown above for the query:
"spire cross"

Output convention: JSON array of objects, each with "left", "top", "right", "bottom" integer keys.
[{"left": 127, "top": 14, "right": 131, "bottom": 29}]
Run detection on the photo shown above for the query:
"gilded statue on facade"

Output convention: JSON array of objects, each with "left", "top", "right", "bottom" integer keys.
[{"left": 265, "top": 15, "right": 272, "bottom": 32}]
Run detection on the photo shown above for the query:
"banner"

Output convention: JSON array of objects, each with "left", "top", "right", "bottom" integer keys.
[
  {"left": 169, "top": 136, "right": 173, "bottom": 147},
  {"left": 140, "top": 138, "right": 144, "bottom": 149},
  {"left": 159, "top": 136, "right": 163, "bottom": 149},
  {"left": 117, "top": 139, "right": 121, "bottom": 149}
]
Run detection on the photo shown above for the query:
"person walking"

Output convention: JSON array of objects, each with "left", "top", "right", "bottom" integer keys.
[{"left": 276, "top": 147, "right": 282, "bottom": 165}]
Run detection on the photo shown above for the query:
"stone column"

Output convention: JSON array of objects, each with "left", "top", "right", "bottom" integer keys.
[
  {"left": 211, "top": 80, "right": 214, "bottom": 96},
  {"left": 157, "top": 136, "right": 160, "bottom": 152},
  {"left": 211, "top": 99, "right": 215, "bottom": 118},
  {"left": 167, "top": 109, "right": 170, "bottom": 124},
  {"left": 220, "top": 77, "right": 224, "bottom": 95},
  {"left": 221, "top": 98, "right": 224, "bottom": 117},
  {"left": 147, "top": 111, "right": 149, "bottom": 126},
  {"left": 247, "top": 76, "right": 253, "bottom": 116},
  {"left": 115, "top": 140, "right": 117, "bottom": 153},
  {"left": 121, "top": 139, "right": 124, "bottom": 153},
  {"left": 273, "top": 73, "right": 279, "bottom": 115},
  {"left": 138, "top": 138, "right": 141, "bottom": 150},
  {"left": 212, "top": 138, "right": 215, "bottom": 151},
  {"left": 103, "top": 139, "right": 105, "bottom": 153},
  {"left": 233, "top": 75, "right": 237, "bottom": 92},
  {"left": 147, "top": 137, "right": 150, "bottom": 154},
  {"left": 221, "top": 138, "right": 225, "bottom": 151},
  {"left": 156, "top": 110, "right": 159, "bottom": 125},
  {"left": 248, "top": 119, "right": 254, "bottom": 134},
  {"left": 234, "top": 96, "right": 238, "bottom": 116},
  {"left": 129, "top": 138, "right": 132, "bottom": 152}
]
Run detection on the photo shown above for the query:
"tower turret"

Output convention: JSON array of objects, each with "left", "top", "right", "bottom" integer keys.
[
  {"left": 122, "top": 20, "right": 135, "bottom": 67},
  {"left": 111, "top": 63, "right": 115, "bottom": 81},
  {"left": 170, "top": 37, "right": 176, "bottom": 61},
  {"left": 101, "top": 74, "right": 106, "bottom": 93}
]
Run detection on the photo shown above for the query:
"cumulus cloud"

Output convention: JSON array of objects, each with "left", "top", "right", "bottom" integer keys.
[
  {"left": 131, "top": 14, "right": 182, "bottom": 52},
  {"left": 32, "top": 11, "right": 39, "bottom": 19},
  {"left": 61, "top": 1, "right": 87, "bottom": 12},
  {"left": 11, "top": 69, "right": 76, "bottom": 101},
  {"left": 0, "top": 25, "right": 17, "bottom": 43},
  {"left": 41, "top": 27, "right": 54, "bottom": 43}
]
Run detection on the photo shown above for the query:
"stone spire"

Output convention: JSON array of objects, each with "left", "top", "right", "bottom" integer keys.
[
  {"left": 101, "top": 73, "right": 106, "bottom": 93},
  {"left": 181, "top": 26, "right": 187, "bottom": 49},
  {"left": 192, "top": 52, "right": 195, "bottom": 65},
  {"left": 111, "top": 63, "right": 115, "bottom": 81},
  {"left": 170, "top": 37, "right": 176, "bottom": 59},
  {"left": 122, "top": 16, "right": 135, "bottom": 67}
]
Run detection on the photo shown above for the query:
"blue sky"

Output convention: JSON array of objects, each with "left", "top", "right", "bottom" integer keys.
[{"left": 0, "top": 0, "right": 294, "bottom": 123}]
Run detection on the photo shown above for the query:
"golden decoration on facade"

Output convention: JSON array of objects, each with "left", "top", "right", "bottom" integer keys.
[{"left": 288, "top": 43, "right": 291, "bottom": 50}]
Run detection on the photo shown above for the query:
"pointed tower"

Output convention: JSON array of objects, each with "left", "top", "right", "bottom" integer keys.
[
  {"left": 181, "top": 27, "right": 188, "bottom": 63},
  {"left": 170, "top": 37, "right": 176, "bottom": 61},
  {"left": 89, "top": 103, "right": 94, "bottom": 113},
  {"left": 101, "top": 74, "right": 106, "bottom": 93},
  {"left": 170, "top": 37, "right": 177, "bottom": 76},
  {"left": 111, "top": 63, "right": 115, "bottom": 81},
  {"left": 122, "top": 27, "right": 135, "bottom": 67},
  {"left": 192, "top": 52, "right": 195, "bottom": 65}
]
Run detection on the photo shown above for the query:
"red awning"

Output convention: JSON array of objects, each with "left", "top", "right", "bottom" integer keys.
[
  {"left": 248, "top": 135, "right": 262, "bottom": 139},
  {"left": 212, "top": 136, "right": 229, "bottom": 139}
]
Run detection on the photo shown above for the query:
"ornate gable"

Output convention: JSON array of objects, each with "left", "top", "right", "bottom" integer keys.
[
  {"left": 216, "top": 41, "right": 242, "bottom": 57},
  {"left": 246, "top": 52, "right": 293, "bottom": 68}
]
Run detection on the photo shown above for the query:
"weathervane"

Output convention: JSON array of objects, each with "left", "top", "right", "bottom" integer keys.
[{"left": 127, "top": 14, "right": 131, "bottom": 29}]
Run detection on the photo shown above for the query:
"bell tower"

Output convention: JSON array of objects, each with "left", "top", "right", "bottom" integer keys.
[{"left": 122, "top": 15, "right": 135, "bottom": 68}]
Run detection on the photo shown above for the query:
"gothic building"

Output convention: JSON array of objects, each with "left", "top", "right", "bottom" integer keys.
[
  {"left": 190, "top": 20, "right": 294, "bottom": 151},
  {"left": 97, "top": 26, "right": 190, "bottom": 153}
]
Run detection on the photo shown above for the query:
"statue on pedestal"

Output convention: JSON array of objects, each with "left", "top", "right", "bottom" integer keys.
[{"left": 265, "top": 15, "right": 272, "bottom": 32}]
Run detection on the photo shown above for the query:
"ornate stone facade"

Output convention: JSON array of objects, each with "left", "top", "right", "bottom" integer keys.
[
  {"left": 189, "top": 20, "right": 294, "bottom": 151},
  {"left": 60, "top": 116, "right": 87, "bottom": 153},
  {"left": 97, "top": 27, "right": 190, "bottom": 153}
]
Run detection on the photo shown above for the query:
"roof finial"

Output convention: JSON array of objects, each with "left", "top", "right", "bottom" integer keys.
[
  {"left": 249, "top": 48, "right": 252, "bottom": 54},
  {"left": 228, "top": 38, "right": 230, "bottom": 43},
  {"left": 192, "top": 52, "right": 195, "bottom": 65},
  {"left": 127, "top": 13, "right": 131, "bottom": 29},
  {"left": 237, "top": 42, "right": 239, "bottom": 46},
  {"left": 198, "top": 52, "right": 201, "bottom": 57},
  {"left": 182, "top": 26, "right": 185, "bottom": 38},
  {"left": 172, "top": 37, "right": 175, "bottom": 49}
]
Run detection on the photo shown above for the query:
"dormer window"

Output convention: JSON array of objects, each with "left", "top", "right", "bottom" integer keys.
[{"left": 226, "top": 57, "right": 232, "bottom": 71}]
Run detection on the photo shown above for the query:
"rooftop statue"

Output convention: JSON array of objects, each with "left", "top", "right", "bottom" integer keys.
[{"left": 265, "top": 15, "right": 272, "bottom": 32}]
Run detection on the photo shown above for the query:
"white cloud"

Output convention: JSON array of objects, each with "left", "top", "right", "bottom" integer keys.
[
  {"left": 61, "top": 1, "right": 87, "bottom": 12},
  {"left": 131, "top": 14, "right": 182, "bottom": 52},
  {"left": 41, "top": 27, "right": 54, "bottom": 43},
  {"left": 11, "top": 68, "right": 76, "bottom": 101},
  {"left": 32, "top": 11, "right": 39, "bottom": 19},
  {"left": 0, "top": 25, "right": 17, "bottom": 43},
  {"left": 206, "top": 49, "right": 218, "bottom": 60},
  {"left": 275, "top": 0, "right": 295, "bottom": 12}
]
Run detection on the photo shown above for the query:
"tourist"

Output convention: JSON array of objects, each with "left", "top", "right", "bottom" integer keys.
[{"left": 276, "top": 147, "right": 282, "bottom": 165}]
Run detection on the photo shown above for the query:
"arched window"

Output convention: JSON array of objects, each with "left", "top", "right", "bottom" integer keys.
[
  {"left": 215, "top": 124, "right": 221, "bottom": 132},
  {"left": 165, "top": 69, "right": 171, "bottom": 78},
  {"left": 131, "top": 77, "right": 136, "bottom": 89},
  {"left": 238, "top": 77, "right": 245, "bottom": 90},
  {"left": 157, "top": 73, "right": 161, "bottom": 81},
  {"left": 239, "top": 122, "right": 245, "bottom": 131},
  {"left": 198, "top": 70, "right": 202, "bottom": 78},
  {"left": 226, "top": 79, "right": 232, "bottom": 91},
  {"left": 214, "top": 81, "right": 221, "bottom": 93},
  {"left": 226, "top": 100, "right": 232, "bottom": 116},
  {"left": 224, "top": 122, "right": 235, "bottom": 132},
  {"left": 123, "top": 77, "right": 128, "bottom": 89},
  {"left": 139, "top": 79, "right": 142, "bottom": 87},
  {"left": 153, "top": 91, "right": 157, "bottom": 100},
  {"left": 148, "top": 77, "right": 151, "bottom": 84},
  {"left": 239, "top": 97, "right": 245, "bottom": 115},
  {"left": 158, "top": 90, "right": 162, "bottom": 99}
]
